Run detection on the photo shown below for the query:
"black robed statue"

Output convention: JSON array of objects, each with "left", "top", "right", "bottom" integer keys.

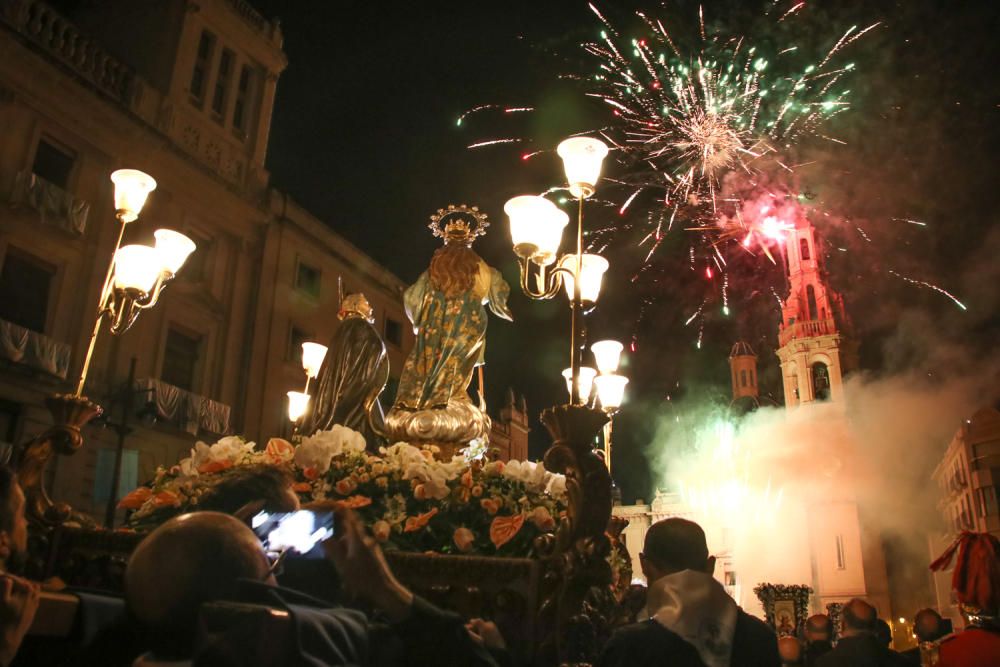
[{"left": 301, "top": 293, "right": 389, "bottom": 448}]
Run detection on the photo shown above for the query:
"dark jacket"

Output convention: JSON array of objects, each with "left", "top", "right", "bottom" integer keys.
[
  {"left": 598, "top": 609, "right": 780, "bottom": 667},
  {"left": 815, "top": 635, "right": 910, "bottom": 667},
  {"left": 804, "top": 640, "right": 833, "bottom": 666}
]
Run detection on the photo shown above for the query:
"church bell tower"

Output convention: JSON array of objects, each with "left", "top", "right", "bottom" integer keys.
[{"left": 775, "top": 216, "right": 856, "bottom": 407}]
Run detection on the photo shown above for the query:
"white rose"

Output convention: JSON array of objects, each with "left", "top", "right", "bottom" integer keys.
[{"left": 545, "top": 473, "right": 567, "bottom": 500}]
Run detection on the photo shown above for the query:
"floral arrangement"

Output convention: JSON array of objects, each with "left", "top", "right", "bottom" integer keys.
[
  {"left": 753, "top": 583, "right": 813, "bottom": 635},
  {"left": 119, "top": 427, "right": 567, "bottom": 558}
]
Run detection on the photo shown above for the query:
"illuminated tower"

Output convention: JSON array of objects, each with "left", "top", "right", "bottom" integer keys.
[
  {"left": 775, "top": 216, "right": 856, "bottom": 407},
  {"left": 729, "top": 341, "right": 759, "bottom": 402}
]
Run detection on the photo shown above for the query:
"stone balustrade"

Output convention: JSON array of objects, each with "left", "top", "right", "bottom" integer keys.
[
  {"left": 1, "top": 0, "right": 135, "bottom": 103},
  {"left": 779, "top": 317, "right": 838, "bottom": 346}
]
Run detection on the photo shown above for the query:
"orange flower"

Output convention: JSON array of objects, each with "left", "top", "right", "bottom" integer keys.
[
  {"left": 404, "top": 507, "right": 439, "bottom": 533},
  {"left": 471, "top": 485, "right": 483, "bottom": 498},
  {"left": 334, "top": 478, "right": 357, "bottom": 495},
  {"left": 152, "top": 491, "right": 181, "bottom": 508},
  {"left": 264, "top": 437, "right": 295, "bottom": 464},
  {"left": 117, "top": 486, "right": 152, "bottom": 510},
  {"left": 529, "top": 506, "right": 556, "bottom": 532},
  {"left": 292, "top": 482, "right": 312, "bottom": 493},
  {"left": 490, "top": 514, "right": 525, "bottom": 549},
  {"left": 453, "top": 527, "right": 475, "bottom": 553},
  {"left": 197, "top": 460, "right": 232, "bottom": 474},
  {"left": 453, "top": 486, "right": 470, "bottom": 503},
  {"left": 480, "top": 498, "right": 501, "bottom": 515},
  {"left": 461, "top": 470, "right": 473, "bottom": 488},
  {"left": 341, "top": 495, "right": 372, "bottom": 509},
  {"left": 372, "top": 520, "right": 391, "bottom": 542}
]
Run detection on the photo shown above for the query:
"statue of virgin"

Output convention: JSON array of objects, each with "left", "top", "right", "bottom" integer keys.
[{"left": 386, "top": 205, "right": 511, "bottom": 452}]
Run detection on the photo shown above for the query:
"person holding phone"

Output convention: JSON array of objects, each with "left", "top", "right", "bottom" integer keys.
[{"left": 120, "top": 508, "right": 502, "bottom": 666}]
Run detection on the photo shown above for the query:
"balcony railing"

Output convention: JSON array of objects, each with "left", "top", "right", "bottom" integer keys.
[
  {"left": 1, "top": 0, "right": 135, "bottom": 103},
  {"left": 779, "top": 317, "right": 838, "bottom": 346},
  {"left": 136, "top": 378, "right": 231, "bottom": 436},
  {"left": 0, "top": 317, "right": 70, "bottom": 379},
  {"left": 8, "top": 170, "right": 89, "bottom": 234}
]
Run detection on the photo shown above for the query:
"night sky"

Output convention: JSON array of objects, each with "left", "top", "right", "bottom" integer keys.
[{"left": 251, "top": 0, "right": 1000, "bottom": 501}]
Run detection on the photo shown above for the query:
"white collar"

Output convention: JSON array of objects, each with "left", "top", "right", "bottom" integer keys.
[{"left": 646, "top": 570, "right": 739, "bottom": 667}]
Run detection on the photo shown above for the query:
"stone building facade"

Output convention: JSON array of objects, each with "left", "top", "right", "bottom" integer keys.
[{"left": 0, "top": 0, "right": 417, "bottom": 522}]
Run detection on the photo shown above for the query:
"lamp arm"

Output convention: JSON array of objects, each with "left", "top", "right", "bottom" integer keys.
[
  {"left": 136, "top": 272, "right": 172, "bottom": 310},
  {"left": 518, "top": 257, "right": 564, "bottom": 300}
]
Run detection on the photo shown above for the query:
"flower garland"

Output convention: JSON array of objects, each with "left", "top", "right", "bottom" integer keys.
[{"left": 119, "top": 429, "right": 567, "bottom": 558}]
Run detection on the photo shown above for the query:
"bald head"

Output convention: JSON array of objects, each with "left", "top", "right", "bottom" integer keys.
[
  {"left": 842, "top": 598, "right": 877, "bottom": 636},
  {"left": 126, "top": 512, "right": 270, "bottom": 659},
  {"left": 641, "top": 518, "right": 713, "bottom": 580},
  {"left": 805, "top": 614, "right": 832, "bottom": 642}
]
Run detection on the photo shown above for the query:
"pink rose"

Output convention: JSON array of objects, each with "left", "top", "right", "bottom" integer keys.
[
  {"left": 453, "top": 527, "right": 475, "bottom": 553},
  {"left": 530, "top": 506, "right": 556, "bottom": 532},
  {"left": 471, "top": 485, "right": 483, "bottom": 498},
  {"left": 334, "top": 478, "right": 357, "bottom": 495},
  {"left": 372, "top": 520, "right": 391, "bottom": 542},
  {"left": 264, "top": 437, "right": 295, "bottom": 464}
]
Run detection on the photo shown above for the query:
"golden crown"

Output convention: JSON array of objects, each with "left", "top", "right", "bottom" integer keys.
[{"left": 428, "top": 204, "right": 489, "bottom": 244}]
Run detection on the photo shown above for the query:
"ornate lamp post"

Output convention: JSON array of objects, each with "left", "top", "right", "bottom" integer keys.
[
  {"left": 287, "top": 341, "right": 328, "bottom": 436},
  {"left": 591, "top": 340, "right": 628, "bottom": 474},
  {"left": 18, "top": 169, "right": 195, "bottom": 526}
]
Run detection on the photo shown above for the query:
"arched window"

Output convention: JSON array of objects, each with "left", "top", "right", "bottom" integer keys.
[
  {"left": 740, "top": 370, "right": 747, "bottom": 387},
  {"left": 812, "top": 362, "right": 830, "bottom": 401},
  {"left": 800, "top": 238, "right": 811, "bottom": 261},
  {"left": 806, "top": 284, "right": 818, "bottom": 320}
]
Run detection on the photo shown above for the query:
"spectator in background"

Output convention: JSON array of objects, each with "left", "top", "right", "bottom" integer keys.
[
  {"left": 803, "top": 614, "right": 834, "bottom": 666},
  {"left": 599, "top": 517, "right": 779, "bottom": 667},
  {"left": 815, "top": 599, "right": 907, "bottom": 667},
  {"left": 875, "top": 618, "right": 893, "bottom": 648},
  {"left": 0, "top": 465, "right": 40, "bottom": 666},
  {"left": 778, "top": 636, "right": 803, "bottom": 666},
  {"left": 901, "top": 609, "right": 948, "bottom": 666},
  {"left": 930, "top": 532, "right": 1000, "bottom": 667}
]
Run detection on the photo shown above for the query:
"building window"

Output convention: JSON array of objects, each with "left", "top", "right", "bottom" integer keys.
[
  {"left": 93, "top": 448, "right": 139, "bottom": 504},
  {"left": 190, "top": 30, "right": 216, "bottom": 106},
  {"left": 835, "top": 534, "right": 846, "bottom": 570},
  {"left": 0, "top": 248, "right": 55, "bottom": 333},
  {"left": 161, "top": 327, "right": 201, "bottom": 392},
  {"left": 740, "top": 370, "right": 747, "bottom": 387},
  {"left": 232, "top": 64, "right": 255, "bottom": 136},
  {"left": 211, "top": 48, "right": 235, "bottom": 120},
  {"left": 287, "top": 325, "right": 311, "bottom": 363},
  {"left": 806, "top": 284, "right": 818, "bottom": 320},
  {"left": 32, "top": 138, "right": 75, "bottom": 189},
  {"left": 799, "top": 238, "right": 811, "bottom": 261},
  {"left": 725, "top": 571, "right": 737, "bottom": 587},
  {"left": 385, "top": 317, "right": 403, "bottom": 347},
  {"left": 812, "top": 362, "right": 830, "bottom": 401},
  {"left": 295, "top": 260, "right": 321, "bottom": 298}
]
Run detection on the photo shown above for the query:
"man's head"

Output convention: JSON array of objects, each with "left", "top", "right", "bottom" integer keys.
[
  {"left": 914, "top": 608, "right": 944, "bottom": 642},
  {"left": 0, "top": 466, "right": 27, "bottom": 572},
  {"left": 778, "top": 636, "right": 802, "bottom": 665},
  {"left": 841, "top": 598, "right": 877, "bottom": 637},
  {"left": 805, "top": 614, "right": 833, "bottom": 643},
  {"left": 874, "top": 618, "right": 892, "bottom": 647},
  {"left": 640, "top": 518, "right": 715, "bottom": 582},
  {"left": 125, "top": 512, "right": 271, "bottom": 659}
]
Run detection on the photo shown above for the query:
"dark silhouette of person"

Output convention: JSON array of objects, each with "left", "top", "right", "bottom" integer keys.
[{"left": 302, "top": 293, "right": 389, "bottom": 447}]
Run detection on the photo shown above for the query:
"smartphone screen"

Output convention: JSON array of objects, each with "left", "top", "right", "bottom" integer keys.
[{"left": 251, "top": 510, "right": 334, "bottom": 559}]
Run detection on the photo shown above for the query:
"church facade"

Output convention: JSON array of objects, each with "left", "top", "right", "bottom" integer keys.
[{"left": 613, "top": 213, "right": 892, "bottom": 620}]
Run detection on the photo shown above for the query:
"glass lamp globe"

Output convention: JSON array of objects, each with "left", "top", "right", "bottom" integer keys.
[
  {"left": 557, "top": 137, "right": 608, "bottom": 199},
  {"left": 287, "top": 391, "right": 310, "bottom": 422},
  {"left": 562, "top": 366, "right": 597, "bottom": 403},
  {"left": 301, "top": 342, "right": 329, "bottom": 378},
  {"left": 153, "top": 229, "right": 196, "bottom": 275},
  {"left": 595, "top": 374, "right": 629, "bottom": 411},
  {"left": 504, "top": 195, "right": 568, "bottom": 265},
  {"left": 114, "top": 245, "right": 162, "bottom": 292},
  {"left": 591, "top": 340, "right": 624, "bottom": 374},
  {"left": 558, "top": 253, "right": 610, "bottom": 305},
  {"left": 110, "top": 169, "right": 157, "bottom": 223}
]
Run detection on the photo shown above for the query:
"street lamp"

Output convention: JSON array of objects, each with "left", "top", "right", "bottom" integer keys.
[
  {"left": 75, "top": 169, "right": 195, "bottom": 396},
  {"left": 504, "top": 136, "right": 610, "bottom": 405},
  {"left": 591, "top": 339, "right": 628, "bottom": 474},
  {"left": 562, "top": 366, "right": 597, "bottom": 405},
  {"left": 287, "top": 341, "right": 328, "bottom": 430},
  {"left": 20, "top": 169, "right": 194, "bottom": 527}
]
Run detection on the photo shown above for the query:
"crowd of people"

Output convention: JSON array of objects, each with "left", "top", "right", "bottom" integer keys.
[{"left": 0, "top": 463, "right": 997, "bottom": 666}]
